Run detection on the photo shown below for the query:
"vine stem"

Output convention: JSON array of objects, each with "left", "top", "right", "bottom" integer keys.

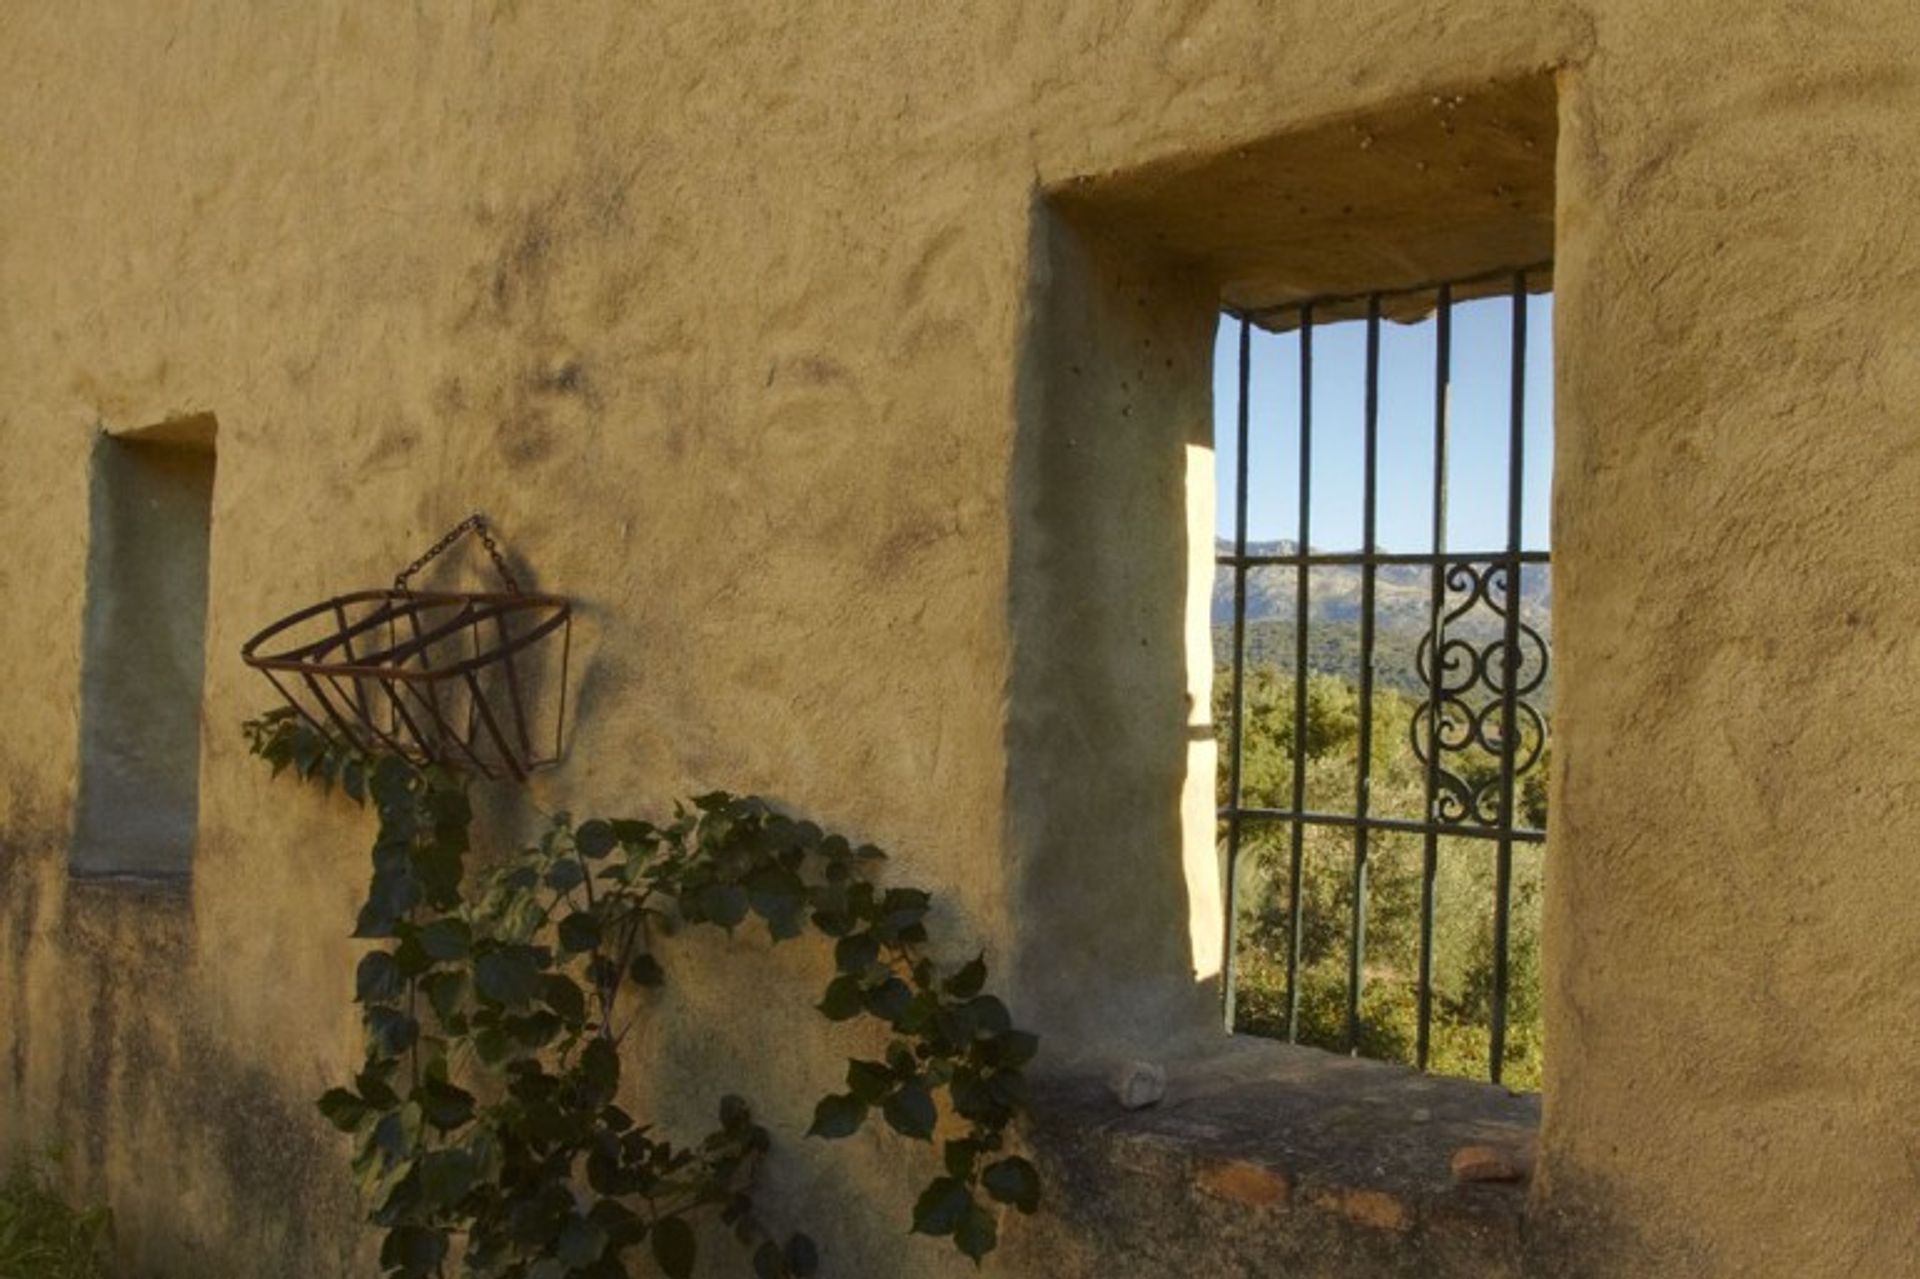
[{"left": 574, "top": 842, "right": 622, "bottom": 1042}]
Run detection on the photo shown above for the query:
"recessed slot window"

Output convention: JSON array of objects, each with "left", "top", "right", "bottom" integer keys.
[{"left": 72, "top": 417, "right": 217, "bottom": 878}]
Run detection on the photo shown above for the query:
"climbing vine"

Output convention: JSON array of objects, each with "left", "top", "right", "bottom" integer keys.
[{"left": 244, "top": 708, "right": 1040, "bottom": 1278}]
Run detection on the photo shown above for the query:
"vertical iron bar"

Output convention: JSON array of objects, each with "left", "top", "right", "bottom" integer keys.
[
  {"left": 1417, "top": 285, "right": 1452, "bottom": 1071},
  {"left": 264, "top": 671, "right": 332, "bottom": 741},
  {"left": 325, "top": 672, "right": 408, "bottom": 758},
  {"left": 400, "top": 602, "right": 445, "bottom": 756},
  {"left": 1346, "top": 296, "right": 1382, "bottom": 1054},
  {"left": 552, "top": 613, "right": 573, "bottom": 766},
  {"left": 400, "top": 679, "right": 494, "bottom": 778},
  {"left": 467, "top": 671, "right": 529, "bottom": 783},
  {"left": 1282, "top": 307, "right": 1314, "bottom": 1042},
  {"left": 379, "top": 678, "right": 441, "bottom": 762},
  {"left": 300, "top": 673, "right": 363, "bottom": 751},
  {"left": 1491, "top": 272, "right": 1528, "bottom": 1082},
  {"left": 331, "top": 600, "right": 373, "bottom": 726},
  {"left": 1222, "top": 318, "right": 1254, "bottom": 1030}
]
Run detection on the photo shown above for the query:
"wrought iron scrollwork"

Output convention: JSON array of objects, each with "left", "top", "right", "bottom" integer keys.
[{"left": 1409, "top": 560, "right": 1549, "bottom": 828}]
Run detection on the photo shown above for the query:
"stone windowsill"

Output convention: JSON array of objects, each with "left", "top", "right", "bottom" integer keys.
[{"left": 1023, "top": 1035, "right": 1539, "bottom": 1278}]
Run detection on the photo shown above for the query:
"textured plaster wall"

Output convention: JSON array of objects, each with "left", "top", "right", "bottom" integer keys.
[{"left": 2, "top": 2, "right": 1919, "bottom": 1276}]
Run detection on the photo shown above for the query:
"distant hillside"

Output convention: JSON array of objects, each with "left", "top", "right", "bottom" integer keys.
[{"left": 1212, "top": 540, "right": 1552, "bottom": 697}]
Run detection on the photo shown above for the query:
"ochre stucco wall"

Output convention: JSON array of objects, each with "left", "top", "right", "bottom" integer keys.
[{"left": 4, "top": 2, "right": 1919, "bottom": 1276}]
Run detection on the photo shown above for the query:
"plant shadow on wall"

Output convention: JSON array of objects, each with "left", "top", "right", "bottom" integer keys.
[{"left": 242, "top": 710, "right": 1041, "bottom": 1279}]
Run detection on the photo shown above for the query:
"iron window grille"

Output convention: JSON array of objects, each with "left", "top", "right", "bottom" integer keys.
[{"left": 1218, "top": 265, "right": 1551, "bottom": 1085}]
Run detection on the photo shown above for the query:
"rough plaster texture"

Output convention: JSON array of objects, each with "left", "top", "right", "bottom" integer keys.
[{"left": 3, "top": 2, "right": 1920, "bottom": 1276}]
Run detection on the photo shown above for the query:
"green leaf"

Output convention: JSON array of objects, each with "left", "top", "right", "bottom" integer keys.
[
  {"left": 935, "top": 1003, "right": 979, "bottom": 1049},
  {"left": 580, "top": 1036, "right": 620, "bottom": 1099},
  {"left": 785, "top": 1233, "right": 820, "bottom": 1277},
  {"left": 379, "top": 1224, "right": 448, "bottom": 1275},
  {"left": 845, "top": 1059, "right": 894, "bottom": 1104},
  {"left": 425, "top": 786, "right": 471, "bottom": 829},
  {"left": 416, "top": 917, "right": 471, "bottom": 962},
  {"left": 651, "top": 1215, "right": 697, "bottom": 1279},
  {"left": 317, "top": 1088, "right": 370, "bottom": 1133},
  {"left": 882, "top": 887, "right": 931, "bottom": 915},
  {"left": 418, "top": 1148, "right": 476, "bottom": 1208},
  {"left": 473, "top": 947, "right": 544, "bottom": 1007},
  {"left": 412, "top": 845, "right": 464, "bottom": 911},
  {"left": 964, "top": 995, "right": 1013, "bottom": 1037},
  {"left": 370, "top": 756, "right": 417, "bottom": 810},
  {"left": 753, "top": 1242, "right": 786, "bottom": 1279},
  {"left": 418, "top": 1079, "right": 475, "bottom": 1131},
  {"left": 988, "top": 1068, "right": 1029, "bottom": 1108},
  {"left": 694, "top": 882, "right": 750, "bottom": 929},
  {"left": 557, "top": 911, "right": 602, "bottom": 954},
  {"left": 356, "top": 1058, "right": 401, "bottom": 1108},
  {"left": 943, "top": 955, "right": 988, "bottom": 1000},
  {"left": 557, "top": 1215, "right": 609, "bottom": 1266},
  {"left": 816, "top": 975, "right": 864, "bottom": 1021},
  {"left": 545, "top": 859, "right": 586, "bottom": 892},
  {"left": 943, "top": 1139, "right": 978, "bottom": 1180},
  {"left": 588, "top": 1195, "right": 643, "bottom": 1244},
  {"left": 628, "top": 954, "right": 665, "bottom": 987},
  {"left": 955, "top": 1203, "right": 998, "bottom": 1262},
  {"left": 835, "top": 933, "right": 879, "bottom": 975},
  {"left": 745, "top": 864, "right": 807, "bottom": 936},
  {"left": 574, "top": 819, "right": 616, "bottom": 859},
  {"left": 982, "top": 1156, "right": 1041, "bottom": 1213},
  {"left": 369, "top": 1108, "right": 413, "bottom": 1164},
  {"left": 421, "top": 971, "right": 467, "bottom": 1022},
  {"left": 988, "top": 1029, "right": 1040, "bottom": 1068},
  {"left": 883, "top": 1082, "right": 937, "bottom": 1140},
  {"left": 365, "top": 1007, "right": 418, "bottom": 1057},
  {"left": 862, "top": 977, "right": 914, "bottom": 1023},
  {"left": 356, "top": 860, "right": 420, "bottom": 938},
  {"left": 542, "top": 974, "right": 586, "bottom": 1022},
  {"left": 949, "top": 1067, "right": 997, "bottom": 1122},
  {"left": 355, "top": 951, "right": 404, "bottom": 1004},
  {"left": 292, "top": 732, "right": 322, "bottom": 779},
  {"left": 807, "top": 1093, "right": 868, "bottom": 1139},
  {"left": 911, "top": 1177, "right": 972, "bottom": 1238},
  {"left": 895, "top": 991, "right": 940, "bottom": 1034}
]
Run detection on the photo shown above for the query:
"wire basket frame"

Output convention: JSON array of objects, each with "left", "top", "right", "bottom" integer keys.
[{"left": 241, "top": 516, "right": 572, "bottom": 782}]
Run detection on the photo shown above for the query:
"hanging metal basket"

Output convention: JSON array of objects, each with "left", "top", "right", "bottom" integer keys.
[{"left": 241, "top": 515, "right": 572, "bottom": 782}]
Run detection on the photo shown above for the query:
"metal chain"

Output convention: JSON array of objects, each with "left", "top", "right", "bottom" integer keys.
[{"left": 393, "top": 513, "right": 522, "bottom": 594}]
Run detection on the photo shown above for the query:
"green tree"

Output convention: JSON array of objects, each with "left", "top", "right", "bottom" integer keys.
[{"left": 1216, "top": 663, "right": 1547, "bottom": 1090}]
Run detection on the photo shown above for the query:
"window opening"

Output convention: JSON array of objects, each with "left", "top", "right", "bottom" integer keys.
[
  {"left": 1215, "top": 268, "right": 1551, "bottom": 1085},
  {"left": 72, "top": 422, "right": 217, "bottom": 878}
]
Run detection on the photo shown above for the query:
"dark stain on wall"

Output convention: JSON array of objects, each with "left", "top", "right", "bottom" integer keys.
[{"left": 3, "top": 820, "right": 367, "bottom": 1277}]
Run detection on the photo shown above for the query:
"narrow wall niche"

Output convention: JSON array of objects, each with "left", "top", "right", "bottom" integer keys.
[{"left": 72, "top": 416, "right": 217, "bottom": 878}]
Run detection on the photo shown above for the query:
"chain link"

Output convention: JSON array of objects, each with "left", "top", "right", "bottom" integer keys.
[{"left": 393, "top": 513, "right": 522, "bottom": 594}]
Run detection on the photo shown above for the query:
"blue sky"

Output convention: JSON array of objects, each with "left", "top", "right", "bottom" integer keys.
[{"left": 1211, "top": 292, "right": 1554, "bottom": 553}]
